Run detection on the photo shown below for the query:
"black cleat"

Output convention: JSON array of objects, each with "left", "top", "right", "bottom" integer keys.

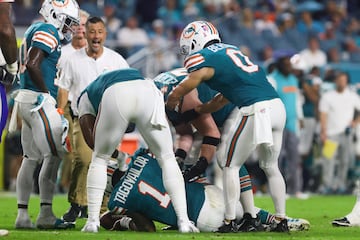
[
  {"left": 216, "top": 220, "right": 238, "bottom": 233},
  {"left": 269, "top": 218, "right": 290, "bottom": 232},
  {"left": 62, "top": 203, "right": 81, "bottom": 223},
  {"left": 332, "top": 217, "right": 351, "bottom": 227},
  {"left": 237, "top": 213, "right": 264, "bottom": 232},
  {"left": 79, "top": 206, "right": 88, "bottom": 219}
]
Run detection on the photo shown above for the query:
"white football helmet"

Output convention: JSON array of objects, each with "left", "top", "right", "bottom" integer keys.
[
  {"left": 179, "top": 21, "right": 221, "bottom": 56},
  {"left": 39, "top": 0, "right": 80, "bottom": 41}
]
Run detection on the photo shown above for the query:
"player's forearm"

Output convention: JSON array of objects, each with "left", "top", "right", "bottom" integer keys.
[
  {"left": 57, "top": 88, "right": 69, "bottom": 110},
  {"left": 0, "top": 3, "right": 18, "bottom": 63}
]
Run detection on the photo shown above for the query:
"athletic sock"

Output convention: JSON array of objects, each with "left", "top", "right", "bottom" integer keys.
[{"left": 87, "top": 156, "right": 108, "bottom": 223}]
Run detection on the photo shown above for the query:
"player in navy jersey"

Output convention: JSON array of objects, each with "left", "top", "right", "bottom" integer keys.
[
  {"left": 14, "top": 0, "right": 80, "bottom": 229},
  {"left": 166, "top": 21, "right": 288, "bottom": 232}
]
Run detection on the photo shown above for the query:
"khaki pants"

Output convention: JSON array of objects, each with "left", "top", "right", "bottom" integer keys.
[
  {"left": 60, "top": 102, "right": 74, "bottom": 191},
  {"left": 67, "top": 117, "right": 92, "bottom": 206}
]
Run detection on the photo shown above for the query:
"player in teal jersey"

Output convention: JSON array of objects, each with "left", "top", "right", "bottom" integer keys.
[
  {"left": 77, "top": 68, "right": 198, "bottom": 233},
  {"left": 155, "top": 68, "right": 272, "bottom": 232},
  {"left": 102, "top": 148, "right": 310, "bottom": 232},
  {"left": 14, "top": 0, "right": 80, "bottom": 230},
  {"left": 166, "top": 21, "right": 288, "bottom": 233},
  {"left": 154, "top": 68, "right": 221, "bottom": 182}
]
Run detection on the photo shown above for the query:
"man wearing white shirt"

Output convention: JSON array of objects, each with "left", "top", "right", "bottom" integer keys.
[
  {"left": 319, "top": 72, "right": 360, "bottom": 194},
  {"left": 56, "top": 9, "right": 89, "bottom": 196},
  {"left": 57, "top": 16, "right": 129, "bottom": 226},
  {"left": 299, "top": 36, "right": 327, "bottom": 72}
]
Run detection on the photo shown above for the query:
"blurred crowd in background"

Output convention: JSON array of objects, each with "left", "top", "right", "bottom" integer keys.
[{"left": 1, "top": 0, "right": 360, "bottom": 198}]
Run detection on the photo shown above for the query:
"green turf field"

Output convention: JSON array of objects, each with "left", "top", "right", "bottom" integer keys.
[{"left": 1, "top": 192, "right": 360, "bottom": 239}]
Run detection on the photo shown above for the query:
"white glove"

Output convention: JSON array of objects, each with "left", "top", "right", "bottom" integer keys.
[
  {"left": 30, "top": 93, "right": 56, "bottom": 112},
  {"left": 57, "top": 108, "right": 71, "bottom": 153}
]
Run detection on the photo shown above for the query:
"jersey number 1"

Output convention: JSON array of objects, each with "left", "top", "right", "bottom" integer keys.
[{"left": 138, "top": 180, "right": 171, "bottom": 208}]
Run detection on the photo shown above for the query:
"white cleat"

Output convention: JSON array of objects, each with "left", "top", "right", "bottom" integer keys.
[
  {"left": 178, "top": 220, "right": 200, "bottom": 233},
  {"left": 81, "top": 221, "right": 100, "bottom": 233},
  {"left": 287, "top": 217, "right": 310, "bottom": 231}
]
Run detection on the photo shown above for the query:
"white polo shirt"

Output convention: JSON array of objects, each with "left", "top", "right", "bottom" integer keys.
[
  {"left": 57, "top": 47, "right": 129, "bottom": 116},
  {"left": 319, "top": 88, "right": 360, "bottom": 136}
]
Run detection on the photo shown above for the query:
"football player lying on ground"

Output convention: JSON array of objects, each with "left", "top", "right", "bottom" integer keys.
[{"left": 100, "top": 148, "right": 310, "bottom": 232}]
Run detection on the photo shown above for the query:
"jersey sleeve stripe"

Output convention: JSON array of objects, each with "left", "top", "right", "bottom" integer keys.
[
  {"left": 184, "top": 54, "right": 205, "bottom": 69},
  {"left": 33, "top": 31, "right": 58, "bottom": 49}
]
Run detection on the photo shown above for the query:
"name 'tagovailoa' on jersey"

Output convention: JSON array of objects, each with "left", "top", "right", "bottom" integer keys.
[
  {"left": 19, "top": 22, "right": 61, "bottom": 97},
  {"left": 108, "top": 148, "right": 205, "bottom": 227},
  {"left": 184, "top": 43, "right": 279, "bottom": 108}
]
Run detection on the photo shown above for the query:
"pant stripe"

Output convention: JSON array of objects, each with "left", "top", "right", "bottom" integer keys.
[
  {"left": 39, "top": 108, "right": 58, "bottom": 156},
  {"left": 225, "top": 116, "right": 248, "bottom": 167}
]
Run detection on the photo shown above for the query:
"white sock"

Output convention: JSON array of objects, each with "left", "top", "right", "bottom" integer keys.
[
  {"left": 87, "top": 155, "right": 108, "bottom": 223},
  {"left": 240, "top": 189, "right": 257, "bottom": 218},
  {"left": 223, "top": 167, "right": 240, "bottom": 220},
  {"left": 161, "top": 158, "right": 189, "bottom": 223},
  {"left": 263, "top": 165, "right": 286, "bottom": 218},
  {"left": 347, "top": 199, "right": 360, "bottom": 223}
]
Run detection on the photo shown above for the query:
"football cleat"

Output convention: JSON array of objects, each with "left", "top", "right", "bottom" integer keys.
[
  {"left": 216, "top": 220, "right": 239, "bottom": 233},
  {"left": 15, "top": 218, "right": 35, "bottom": 229},
  {"left": 287, "top": 217, "right": 310, "bottom": 231},
  {"left": 332, "top": 217, "right": 351, "bottom": 227},
  {"left": 36, "top": 218, "right": 75, "bottom": 229},
  {"left": 62, "top": 204, "right": 81, "bottom": 224},
  {"left": 237, "top": 213, "right": 264, "bottom": 232},
  {"left": 269, "top": 218, "right": 290, "bottom": 233}
]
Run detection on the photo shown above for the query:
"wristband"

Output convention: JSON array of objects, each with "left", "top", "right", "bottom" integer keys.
[
  {"left": 202, "top": 136, "right": 221, "bottom": 146},
  {"left": 175, "top": 148, "right": 187, "bottom": 160}
]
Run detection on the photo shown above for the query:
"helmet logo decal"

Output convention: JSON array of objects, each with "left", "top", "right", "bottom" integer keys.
[
  {"left": 53, "top": 0, "right": 69, "bottom": 8},
  {"left": 182, "top": 24, "right": 196, "bottom": 39}
]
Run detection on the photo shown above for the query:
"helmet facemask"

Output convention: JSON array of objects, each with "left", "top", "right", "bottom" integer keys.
[{"left": 39, "top": 0, "right": 80, "bottom": 41}]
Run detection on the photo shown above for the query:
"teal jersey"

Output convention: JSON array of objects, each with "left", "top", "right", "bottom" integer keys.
[
  {"left": 184, "top": 43, "right": 279, "bottom": 107},
  {"left": 79, "top": 68, "right": 144, "bottom": 114},
  {"left": 108, "top": 149, "right": 205, "bottom": 226},
  {"left": 269, "top": 70, "right": 298, "bottom": 133},
  {"left": 153, "top": 68, "right": 188, "bottom": 101},
  {"left": 153, "top": 68, "right": 235, "bottom": 128},
  {"left": 196, "top": 83, "right": 235, "bottom": 128},
  {"left": 19, "top": 22, "right": 61, "bottom": 98}
]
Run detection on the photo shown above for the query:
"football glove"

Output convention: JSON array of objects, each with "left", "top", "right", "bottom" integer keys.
[
  {"left": 57, "top": 108, "right": 71, "bottom": 153},
  {"left": 183, "top": 157, "right": 209, "bottom": 182},
  {"left": 165, "top": 107, "right": 183, "bottom": 126},
  {"left": 0, "top": 65, "right": 18, "bottom": 85},
  {"left": 165, "top": 108, "right": 200, "bottom": 126}
]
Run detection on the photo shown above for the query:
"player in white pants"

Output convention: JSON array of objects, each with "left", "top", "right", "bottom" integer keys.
[{"left": 77, "top": 68, "right": 198, "bottom": 233}]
